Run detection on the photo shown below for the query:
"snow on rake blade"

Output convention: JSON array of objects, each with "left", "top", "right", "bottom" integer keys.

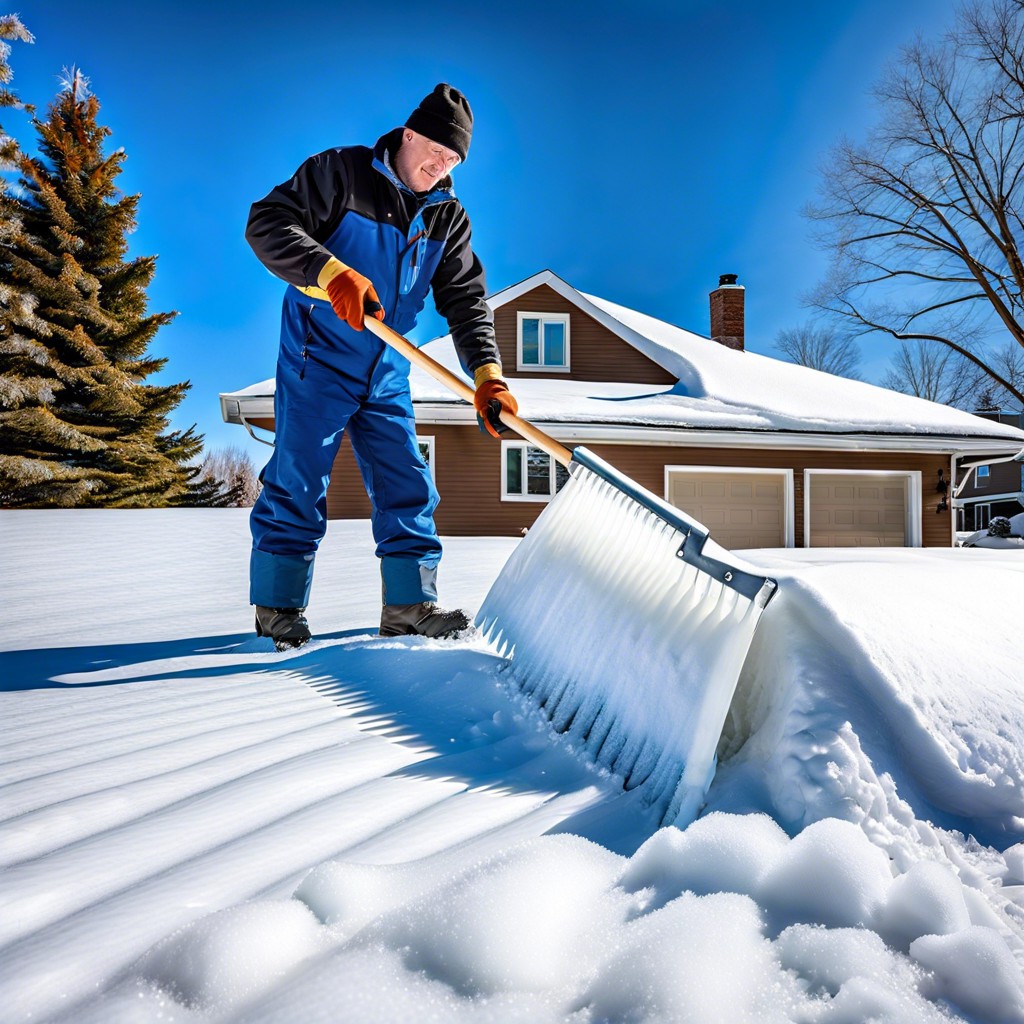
[{"left": 477, "top": 451, "right": 777, "bottom": 828}]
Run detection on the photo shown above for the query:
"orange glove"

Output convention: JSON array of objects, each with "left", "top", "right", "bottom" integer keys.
[
  {"left": 324, "top": 268, "right": 385, "bottom": 331},
  {"left": 474, "top": 378, "right": 518, "bottom": 438}
]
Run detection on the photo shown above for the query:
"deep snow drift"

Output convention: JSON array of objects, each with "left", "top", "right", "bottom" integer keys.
[{"left": 2, "top": 509, "right": 1024, "bottom": 1024}]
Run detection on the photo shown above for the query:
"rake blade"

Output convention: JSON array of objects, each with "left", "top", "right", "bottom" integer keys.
[{"left": 476, "top": 449, "right": 777, "bottom": 828}]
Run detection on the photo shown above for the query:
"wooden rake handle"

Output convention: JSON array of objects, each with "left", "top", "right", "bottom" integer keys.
[{"left": 364, "top": 316, "right": 574, "bottom": 468}]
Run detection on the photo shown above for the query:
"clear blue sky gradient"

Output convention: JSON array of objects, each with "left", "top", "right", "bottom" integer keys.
[{"left": 12, "top": 0, "right": 961, "bottom": 460}]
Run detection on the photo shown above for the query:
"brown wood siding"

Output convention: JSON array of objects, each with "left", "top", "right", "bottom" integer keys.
[
  {"left": 321, "top": 425, "right": 953, "bottom": 547},
  {"left": 495, "top": 284, "right": 677, "bottom": 384},
  {"left": 328, "top": 437, "right": 374, "bottom": 517},
  {"left": 325, "top": 425, "right": 535, "bottom": 535}
]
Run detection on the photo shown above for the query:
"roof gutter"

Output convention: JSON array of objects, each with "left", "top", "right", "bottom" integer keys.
[
  {"left": 221, "top": 393, "right": 274, "bottom": 424},
  {"left": 951, "top": 446, "right": 1024, "bottom": 498}
]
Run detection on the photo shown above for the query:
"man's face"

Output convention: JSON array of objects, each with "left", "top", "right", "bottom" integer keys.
[{"left": 393, "top": 129, "right": 460, "bottom": 193}]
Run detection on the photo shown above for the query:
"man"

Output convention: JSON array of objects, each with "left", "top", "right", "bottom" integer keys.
[{"left": 245, "top": 84, "right": 517, "bottom": 651}]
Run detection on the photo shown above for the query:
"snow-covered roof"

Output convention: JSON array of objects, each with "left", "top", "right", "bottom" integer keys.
[{"left": 222, "top": 270, "right": 1024, "bottom": 449}]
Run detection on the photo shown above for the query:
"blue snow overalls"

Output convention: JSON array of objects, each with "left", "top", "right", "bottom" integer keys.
[{"left": 245, "top": 129, "right": 499, "bottom": 611}]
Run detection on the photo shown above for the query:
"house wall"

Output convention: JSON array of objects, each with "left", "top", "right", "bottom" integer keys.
[
  {"left": 320, "top": 424, "right": 953, "bottom": 546},
  {"left": 956, "top": 413, "right": 1024, "bottom": 503},
  {"left": 956, "top": 460, "right": 1022, "bottom": 501},
  {"left": 495, "top": 284, "right": 677, "bottom": 384}
]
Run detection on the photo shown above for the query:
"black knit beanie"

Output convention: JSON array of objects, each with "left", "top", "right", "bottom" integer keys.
[{"left": 406, "top": 83, "right": 473, "bottom": 163}]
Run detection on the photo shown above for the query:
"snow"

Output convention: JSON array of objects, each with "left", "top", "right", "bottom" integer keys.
[
  {"left": 396, "top": 287, "right": 1024, "bottom": 442},
  {"left": 220, "top": 287, "right": 1024, "bottom": 443},
  {"left": 228, "top": 349, "right": 1024, "bottom": 443},
  {"left": 3, "top": 508, "right": 1024, "bottom": 1023},
  {"left": 477, "top": 463, "right": 772, "bottom": 827},
  {"left": 962, "top": 511, "right": 1024, "bottom": 548},
  {"left": 963, "top": 533, "right": 1024, "bottom": 549},
  {"left": 581, "top": 291, "right": 1024, "bottom": 440}
]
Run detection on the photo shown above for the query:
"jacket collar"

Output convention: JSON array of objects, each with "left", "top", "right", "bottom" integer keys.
[{"left": 373, "top": 128, "right": 456, "bottom": 207}]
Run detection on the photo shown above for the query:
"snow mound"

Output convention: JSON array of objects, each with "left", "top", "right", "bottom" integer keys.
[
  {"left": 581, "top": 891, "right": 805, "bottom": 1023},
  {"left": 137, "top": 900, "right": 324, "bottom": 1013},
  {"left": 912, "top": 927, "right": 1024, "bottom": 1023},
  {"left": 961, "top": 532, "right": 1024, "bottom": 549},
  {"left": 127, "top": 816, "right": 1024, "bottom": 1023},
  {"left": 619, "top": 810, "right": 789, "bottom": 905},
  {"left": 875, "top": 860, "right": 973, "bottom": 951},
  {"left": 717, "top": 550, "right": 1024, "bottom": 849},
  {"left": 365, "top": 835, "right": 628, "bottom": 997},
  {"left": 960, "top": 511, "right": 1024, "bottom": 548},
  {"left": 775, "top": 926, "right": 950, "bottom": 1023},
  {"left": 758, "top": 817, "right": 892, "bottom": 931}
]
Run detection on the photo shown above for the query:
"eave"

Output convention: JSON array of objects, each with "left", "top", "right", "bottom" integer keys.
[
  {"left": 410, "top": 403, "right": 1024, "bottom": 455},
  {"left": 221, "top": 390, "right": 1024, "bottom": 457}
]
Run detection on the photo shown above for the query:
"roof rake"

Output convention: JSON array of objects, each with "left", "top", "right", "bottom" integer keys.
[{"left": 367, "top": 318, "right": 779, "bottom": 828}]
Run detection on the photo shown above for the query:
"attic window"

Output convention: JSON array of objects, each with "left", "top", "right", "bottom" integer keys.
[
  {"left": 975, "top": 465, "right": 990, "bottom": 486},
  {"left": 517, "top": 312, "right": 570, "bottom": 372}
]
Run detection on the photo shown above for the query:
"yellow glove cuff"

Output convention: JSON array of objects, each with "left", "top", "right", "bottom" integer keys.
[
  {"left": 316, "top": 257, "right": 351, "bottom": 290},
  {"left": 473, "top": 362, "right": 506, "bottom": 388}
]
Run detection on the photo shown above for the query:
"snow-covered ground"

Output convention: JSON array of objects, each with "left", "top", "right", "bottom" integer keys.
[{"left": 2, "top": 509, "right": 1024, "bottom": 1024}]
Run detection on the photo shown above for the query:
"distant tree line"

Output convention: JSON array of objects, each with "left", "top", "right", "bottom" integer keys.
[
  {"left": 772, "top": 320, "right": 1022, "bottom": 413},
  {"left": 0, "top": 16, "right": 253, "bottom": 508}
]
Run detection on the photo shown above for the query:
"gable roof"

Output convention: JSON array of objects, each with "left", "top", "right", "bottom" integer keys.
[
  {"left": 483, "top": 270, "right": 706, "bottom": 392},
  {"left": 409, "top": 271, "right": 1024, "bottom": 446}
]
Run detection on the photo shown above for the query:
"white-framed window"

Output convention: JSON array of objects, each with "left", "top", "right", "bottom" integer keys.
[
  {"left": 502, "top": 441, "right": 570, "bottom": 501},
  {"left": 416, "top": 435, "right": 435, "bottom": 481},
  {"left": 975, "top": 465, "right": 990, "bottom": 486},
  {"left": 976, "top": 502, "right": 992, "bottom": 530},
  {"left": 517, "top": 312, "right": 570, "bottom": 372}
]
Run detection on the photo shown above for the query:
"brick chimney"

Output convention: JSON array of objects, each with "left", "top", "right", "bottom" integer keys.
[{"left": 709, "top": 273, "right": 745, "bottom": 351}]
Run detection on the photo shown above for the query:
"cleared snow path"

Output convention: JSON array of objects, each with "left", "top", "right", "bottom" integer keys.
[{"left": 3, "top": 510, "right": 1024, "bottom": 1023}]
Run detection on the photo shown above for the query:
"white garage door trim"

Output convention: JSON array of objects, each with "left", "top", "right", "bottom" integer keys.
[
  {"left": 663, "top": 466, "right": 795, "bottom": 547},
  {"left": 803, "top": 469, "right": 922, "bottom": 547}
]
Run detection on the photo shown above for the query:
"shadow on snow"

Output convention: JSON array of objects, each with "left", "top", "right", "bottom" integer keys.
[{"left": 1, "top": 630, "right": 662, "bottom": 855}]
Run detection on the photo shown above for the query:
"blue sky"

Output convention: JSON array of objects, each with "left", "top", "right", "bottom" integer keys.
[{"left": 11, "top": 0, "right": 961, "bottom": 459}]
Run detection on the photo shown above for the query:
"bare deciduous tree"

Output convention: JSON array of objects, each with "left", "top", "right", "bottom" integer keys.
[
  {"left": 774, "top": 324, "right": 862, "bottom": 378},
  {"left": 990, "top": 341, "right": 1024, "bottom": 408},
  {"left": 808, "top": 0, "right": 1024, "bottom": 405},
  {"left": 198, "top": 445, "right": 260, "bottom": 507},
  {"left": 880, "top": 339, "right": 988, "bottom": 405}
]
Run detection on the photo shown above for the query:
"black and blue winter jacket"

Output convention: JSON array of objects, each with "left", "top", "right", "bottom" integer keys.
[{"left": 245, "top": 128, "right": 499, "bottom": 375}]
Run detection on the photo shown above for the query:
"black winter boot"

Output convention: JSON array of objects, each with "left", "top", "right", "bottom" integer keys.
[
  {"left": 255, "top": 606, "right": 311, "bottom": 651},
  {"left": 379, "top": 602, "right": 471, "bottom": 639}
]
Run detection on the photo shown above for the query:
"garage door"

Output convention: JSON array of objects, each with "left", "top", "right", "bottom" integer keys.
[
  {"left": 808, "top": 474, "right": 907, "bottom": 547},
  {"left": 667, "top": 471, "right": 787, "bottom": 548}
]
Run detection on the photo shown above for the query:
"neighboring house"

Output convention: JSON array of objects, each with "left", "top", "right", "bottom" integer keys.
[
  {"left": 951, "top": 411, "right": 1024, "bottom": 532},
  {"left": 221, "top": 271, "right": 1024, "bottom": 548}
]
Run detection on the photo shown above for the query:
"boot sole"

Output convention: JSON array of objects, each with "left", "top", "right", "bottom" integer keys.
[
  {"left": 378, "top": 624, "right": 473, "bottom": 640},
  {"left": 273, "top": 636, "right": 311, "bottom": 652}
]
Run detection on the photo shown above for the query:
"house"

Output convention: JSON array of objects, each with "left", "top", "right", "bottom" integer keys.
[
  {"left": 949, "top": 411, "right": 1024, "bottom": 532},
  {"left": 221, "top": 270, "right": 1024, "bottom": 548}
]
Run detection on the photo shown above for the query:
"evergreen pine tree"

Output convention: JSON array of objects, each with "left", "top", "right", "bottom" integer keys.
[
  {"left": 2, "top": 66, "right": 217, "bottom": 506},
  {"left": 0, "top": 16, "right": 71, "bottom": 505}
]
